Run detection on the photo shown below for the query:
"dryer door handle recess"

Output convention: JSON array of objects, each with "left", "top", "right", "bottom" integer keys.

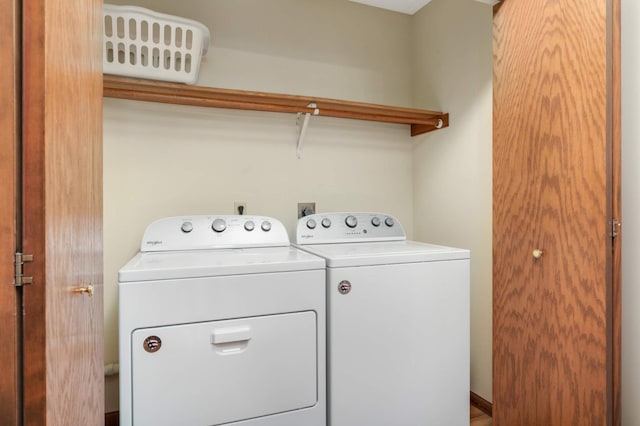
[{"left": 211, "top": 326, "right": 252, "bottom": 345}]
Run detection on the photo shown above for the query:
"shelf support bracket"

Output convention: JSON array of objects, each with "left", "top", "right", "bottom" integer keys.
[{"left": 296, "top": 103, "right": 320, "bottom": 159}]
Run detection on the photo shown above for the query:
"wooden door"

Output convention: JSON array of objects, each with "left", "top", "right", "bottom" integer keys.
[
  {"left": 493, "top": 1, "right": 621, "bottom": 425},
  {"left": 0, "top": 0, "right": 20, "bottom": 423},
  {"left": 21, "top": 0, "right": 104, "bottom": 423}
]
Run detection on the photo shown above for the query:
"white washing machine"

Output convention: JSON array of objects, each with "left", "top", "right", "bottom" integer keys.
[
  {"left": 118, "top": 215, "right": 326, "bottom": 426},
  {"left": 295, "top": 212, "right": 470, "bottom": 426}
]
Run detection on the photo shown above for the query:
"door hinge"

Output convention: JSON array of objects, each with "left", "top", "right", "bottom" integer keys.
[
  {"left": 610, "top": 219, "right": 621, "bottom": 239},
  {"left": 14, "top": 252, "right": 33, "bottom": 287}
]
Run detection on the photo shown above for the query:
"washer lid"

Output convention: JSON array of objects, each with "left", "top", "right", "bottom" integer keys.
[
  {"left": 295, "top": 240, "right": 470, "bottom": 268},
  {"left": 119, "top": 246, "right": 325, "bottom": 282}
]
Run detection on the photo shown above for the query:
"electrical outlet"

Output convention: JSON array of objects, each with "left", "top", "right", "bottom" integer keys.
[
  {"left": 234, "top": 202, "right": 247, "bottom": 215},
  {"left": 298, "top": 202, "right": 316, "bottom": 218}
]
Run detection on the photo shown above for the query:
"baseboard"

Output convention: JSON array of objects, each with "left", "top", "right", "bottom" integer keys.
[
  {"left": 105, "top": 411, "right": 119, "bottom": 426},
  {"left": 470, "top": 391, "right": 493, "bottom": 417}
]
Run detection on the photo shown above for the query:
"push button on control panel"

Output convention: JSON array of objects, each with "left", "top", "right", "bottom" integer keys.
[{"left": 212, "top": 218, "right": 227, "bottom": 233}]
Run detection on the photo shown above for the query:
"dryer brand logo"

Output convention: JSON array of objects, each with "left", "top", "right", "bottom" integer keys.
[
  {"left": 146, "top": 240, "right": 163, "bottom": 246},
  {"left": 299, "top": 234, "right": 314, "bottom": 239},
  {"left": 338, "top": 280, "right": 352, "bottom": 295},
  {"left": 143, "top": 336, "right": 162, "bottom": 353}
]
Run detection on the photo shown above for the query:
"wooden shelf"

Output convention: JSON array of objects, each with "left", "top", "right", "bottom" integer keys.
[{"left": 103, "top": 75, "right": 448, "bottom": 136}]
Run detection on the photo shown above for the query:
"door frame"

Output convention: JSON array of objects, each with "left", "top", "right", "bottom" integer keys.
[{"left": 0, "top": 0, "right": 20, "bottom": 422}]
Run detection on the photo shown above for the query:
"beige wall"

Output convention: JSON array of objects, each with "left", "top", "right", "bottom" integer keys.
[
  {"left": 411, "top": 0, "right": 494, "bottom": 402},
  {"left": 103, "top": 0, "right": 418, "bottom": 412},
  {"left": 622, "top": 0, "right": 640, "bottom": 423},
  {"left": 103, "top": 0, "right": 494, "bottom": 411}
]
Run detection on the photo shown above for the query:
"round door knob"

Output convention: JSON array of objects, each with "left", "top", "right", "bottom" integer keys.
[
  {"left": 371, "top": 217, "right": 381, "bottom": 227},
  {"left": 212, "top": 218, "right": 227, "bottom": 233},
  {"left": 345, "top": 215, "right": 358, "bottom": 228},
  {"left": 244, "top": 220, "right": 255, "bottom": 231},
  {"left": 533, "top": 249, "right": 543, "bottom": 259},
  {"left": 384, "top": 217, "right": 394, "bottom": 227},
  {"left": 261, "top": 221, "right": 272, "bottom": 232},
  {"left": 321, "top": 218, "right": 332, "bottom": 228},
  {"left": 71, "top": 283, "right": 94, "bottom": 297},
  {"left": 306, "top": 219, "right": 317, "bottom": 229}
]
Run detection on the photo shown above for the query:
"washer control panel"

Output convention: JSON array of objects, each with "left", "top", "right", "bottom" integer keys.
[
  {"left": 295, "top": 212, "right": 405, "bottom": 245},
  {"left": 141, "top": 215, "right": 289, "bottom": 252}
]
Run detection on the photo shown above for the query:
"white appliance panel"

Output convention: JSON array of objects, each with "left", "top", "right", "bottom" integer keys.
[
  {"left": 141, "top": 215, "right": 290, "bottom": 252},
  {"left": 119, "top": 269, "right": 326, "bottom": 426},
  {"left": 119, "top": 246, "right": 325, "bottom": 282},
  {"left": 298, "top": 240, "right": 469, "bottom": 267},
  {"left": 131, "top": 312, "right": 317, "bottom": 426},
  {"left": 326, "top": 260, "right": 470, "bottom": 426}
]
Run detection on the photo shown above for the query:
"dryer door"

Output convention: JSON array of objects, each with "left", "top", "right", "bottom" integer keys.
[{"left": 130, "top": 311, "right": 318, "bottom": 425}]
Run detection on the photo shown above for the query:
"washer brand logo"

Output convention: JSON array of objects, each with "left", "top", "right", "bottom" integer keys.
[
  {"left": 300, "top": 234, "right": 314, "bottom": 239},
  {"left": 338, "top": 280, "right": 352, "bottom": 295},
  {"left": 146, "top": 240, "right": 163, "bottom": 246}
]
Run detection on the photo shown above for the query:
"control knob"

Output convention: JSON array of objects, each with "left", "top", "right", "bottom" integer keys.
[
  {"left": 321, "top": 218, "right": 332, "bottom": 228},
  {"left": 371, "top": 217, "right": 381, "bottom": 227},
  {"left": 261, "top": 221, "right": 272, "bottom": 232},
  {"left": 385, "top": 217, "right": 394, "bottom": 227},
  {"left": 244, "top": 221, "right": 255, "bottom": 231},
  {"left": 306, "top": 219, "right": 317, "bottom": 229},
  {"left": 211, "top": 218, "right": 227, "bottom": 233},
  {"left": 180, "top": 221, "right": 193, "bottom": 233},
  {"left": 345, "top": 215, "right": 358, "bottom": 228}
]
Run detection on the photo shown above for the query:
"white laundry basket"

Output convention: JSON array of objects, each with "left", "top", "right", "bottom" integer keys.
[{"left": 103, "top": 4, "right": 210, "bottom": 84}]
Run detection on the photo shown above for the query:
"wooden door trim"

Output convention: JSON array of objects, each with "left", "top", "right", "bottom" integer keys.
[
  {"left": 610, "top": 0, "right": 622, "bottom": 423},
  {"left": 21, "top": 0, "right": 47, "bottom": 420},
  {"left": 0, "top": 0, "right": 20, "bottom": 422}
]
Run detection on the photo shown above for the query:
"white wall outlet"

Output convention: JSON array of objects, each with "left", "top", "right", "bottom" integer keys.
[
  {"left": 234, "top": 202, "right": 247, "bottom": 215},
  {"left": 298, "top": 202, "right": 316, "bottom": 218}
]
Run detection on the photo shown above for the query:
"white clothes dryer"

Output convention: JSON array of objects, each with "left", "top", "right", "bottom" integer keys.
[
  {"left": 295, "top": 212, "right": 470, "bottom": 426},
  {"left": 119, "top": 215, "right": 326, "bottom": 426}
]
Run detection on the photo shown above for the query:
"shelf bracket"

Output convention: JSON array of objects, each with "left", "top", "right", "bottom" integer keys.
[{"left": 296, "top": 103, "right": 320, "bottom": 159}]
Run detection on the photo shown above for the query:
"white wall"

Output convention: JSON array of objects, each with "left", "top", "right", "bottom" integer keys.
[
  {"left": 622, "top": 0, "right": 640, "bottom": 423},
  {"left": 103, "top": 0, "right": 418, "bottom": 411},
  {"left": 411, "top": 0, "right": 494, "bottom": 402}
]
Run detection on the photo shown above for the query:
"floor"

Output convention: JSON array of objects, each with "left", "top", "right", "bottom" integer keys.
[
  {"left": 470, "top": 404, "right": 493, "bottom": 426},
  {"left": 471, "top": 405, "right": 493, "bottom": 426}
]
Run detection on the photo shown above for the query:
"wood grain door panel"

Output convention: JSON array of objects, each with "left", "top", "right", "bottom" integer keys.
[
  {"left": 493, "top": 1, "right": 619, "bottom": 425},
  {"left": 22, "top": 0, "right": 104, "bottom": 423}
]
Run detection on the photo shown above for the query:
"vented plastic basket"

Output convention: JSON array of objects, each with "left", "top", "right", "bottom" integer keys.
[{"left": 103, "top": 4, "right": 210, "bottom": 84}]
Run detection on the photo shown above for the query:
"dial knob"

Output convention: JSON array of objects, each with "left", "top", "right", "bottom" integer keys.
[
  {"left": 211, "top": 218, "right": 227, "bottom": 233},
  {"left": 321, "top": 218, "right": 332, "bottom": 228},
  {"left": 244, "top": 220, "right": 255, "bottom": 231},
  {"left": 384, "top": 217, "right": 394, "bottom": 227},
  {"left": 345, "top": 215, "right": 358, "bottom": 228},
  {"left": 180, "top": 221, "right": 193, "bottom": 233},
  {"left": 261, "top": 221, "right": 272, "bottom": 232},
  {"left": 306, "top": 219, "right": 317, "bottom": 229},
  {"left": 371, "top": 217, "right": 381, "bottom": 227}
]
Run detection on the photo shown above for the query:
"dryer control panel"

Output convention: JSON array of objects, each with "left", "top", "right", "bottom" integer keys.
[
  {"left": 141, "top": 215, "right": 289, "bottom": 252},
  {"left": 295, "top": 212, "right": 405, "bottom": 245}
]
